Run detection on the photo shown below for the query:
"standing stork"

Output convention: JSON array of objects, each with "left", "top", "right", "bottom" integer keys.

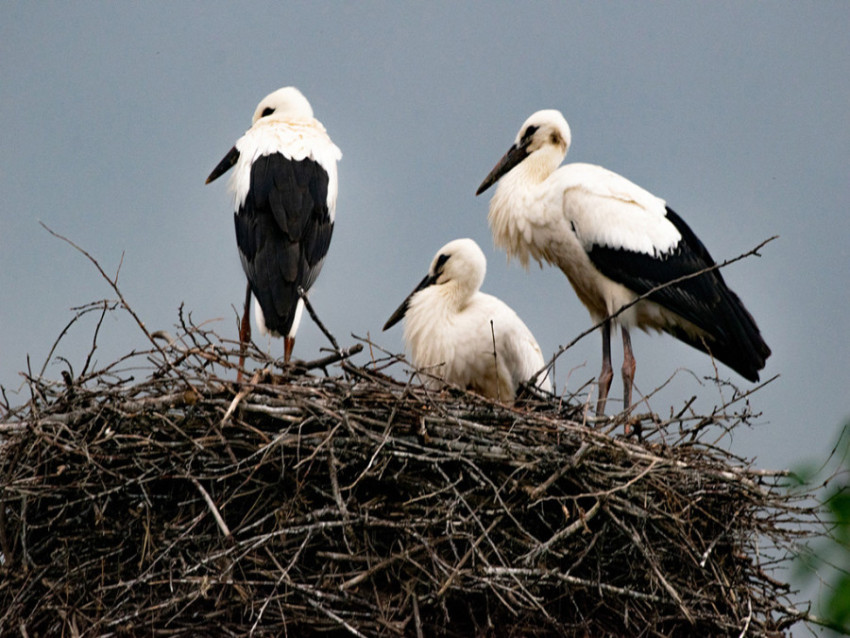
[
  {"left": 206, "top": 87, "right": 341, "bottom": 366},
  {"left": 476, "top": 110, "right": 770, "bottom": 416},
  {"left": 383, "top": 238, "right": 551, "bottom": 403}
]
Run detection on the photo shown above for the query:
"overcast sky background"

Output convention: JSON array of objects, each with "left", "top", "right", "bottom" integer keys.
[{"left": 2, "top": 0, "right": 848, "bottom": 580}]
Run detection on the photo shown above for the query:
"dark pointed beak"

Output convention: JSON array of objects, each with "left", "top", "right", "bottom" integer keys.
[
  {"left": 383, "top": 272, "right": 437, "bottom": 331},
  {"left": 475, "top": 142, "right": 528, "bottom": 196},
  {"left": 205, "top": 146, "right": 240, "bottom": 184}
]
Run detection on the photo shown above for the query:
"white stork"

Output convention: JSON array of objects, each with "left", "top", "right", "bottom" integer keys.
[
  {"left": 383, "top": 238, "right": 551, "bottom": 402},
  {"left": 206, "top": 87, "right": 341, "bottom": 364},
  {"left": 476, "top": 110, "right": 770, "bottom": 416}
]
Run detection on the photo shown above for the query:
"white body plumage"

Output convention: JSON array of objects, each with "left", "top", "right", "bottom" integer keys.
[
  {"left": 207, "top": 87, "right": 341, "bottom": 361},
  {"left": 484, "top": 111, "right": 680, "bottom": 330},
  {"left": 228, "top": 95, "right": 341, "bottom": 227},
  {"left": 384, "top": 238, "right": 550, "bottom": 402},
  {"left": 476, "top": 109, "right": 769, "bottom": 416}
]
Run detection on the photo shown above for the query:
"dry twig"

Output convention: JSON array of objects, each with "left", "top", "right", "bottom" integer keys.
[
  {"left": 0, "top": 231, "right": 828, "bottom": 636},
  {"left": 0, "top": 307, "right": 822, "bottom": 637}
]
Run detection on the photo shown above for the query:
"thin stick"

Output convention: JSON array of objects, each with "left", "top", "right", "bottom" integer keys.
[
  {"left": 39, "top": 222, "right": 188, "bottom": 384},
  {"left": 189, "top": 476, "right": 231, "bottom": 539},
  {"left": 37, "top": 300, "right": 117, "bottom": 379},
  {"left": 221, "top": 369, "right": 268, "bottom": 424},
  {"left": 297, "top": 344, "right": 364, "bottom": 372},
  {"left": 298, "top": 286, "right": 340, "bottom": 353}
]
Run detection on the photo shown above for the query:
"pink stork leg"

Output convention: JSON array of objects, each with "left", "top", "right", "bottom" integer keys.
[
  {"left": 237, "top": 283, "right": 252, "bottom": 383},
  {"left": 621, "top": 325, "right": 639, "bottom": 436},
  {"left": 621, "top": 326, "right": 636, "bottom": 414},
  {"left": 596, "top": 319, "right": 614, "bottom": 416}
]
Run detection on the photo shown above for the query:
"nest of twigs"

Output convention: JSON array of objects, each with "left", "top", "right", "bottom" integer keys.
[{"left": 0, "top": 304, "right": 819, "bottom": 637}]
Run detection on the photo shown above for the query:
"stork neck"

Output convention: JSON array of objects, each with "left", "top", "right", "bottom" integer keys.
[
  {"left": 516, "top": 146, "right": 562, "bottom": 187},
  {"left": 439, "top": 280, "right": 478, "bottom": 314},
  {"left": 406, "top": 285, "right": 473, "bottom": 343},
  {"left": 489, "top": 150, "right": 559, "bottom": 216},
  {"left": 488, "top": 154, "right": 560, "bottom": 267}
]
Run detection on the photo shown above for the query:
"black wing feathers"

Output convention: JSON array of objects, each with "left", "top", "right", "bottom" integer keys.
[
  {"left": 587, "top": 207, "right": 770, "bottom": 381},
  {"left": 234, "top": 153, "right": 333, "bottom": 336}
]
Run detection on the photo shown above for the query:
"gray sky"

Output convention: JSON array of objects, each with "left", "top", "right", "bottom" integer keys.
[{"left": 2, "top": 3, "right": 848, "bottom": 480}]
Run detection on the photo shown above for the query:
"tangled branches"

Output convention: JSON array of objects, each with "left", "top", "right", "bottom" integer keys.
[{"left": 0, "top": 308, "right": 821, "bottom": 637}]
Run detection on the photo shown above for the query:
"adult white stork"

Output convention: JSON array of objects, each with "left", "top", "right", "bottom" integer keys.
[
  {"left": 206, "top": 87, "right": 341, "bottom": 364},
  {"left": 383, "top": 238, "right": 551, "bottom": 403},
  {"left": 476, "top": 110, "right": 770, "bottom": 416}
]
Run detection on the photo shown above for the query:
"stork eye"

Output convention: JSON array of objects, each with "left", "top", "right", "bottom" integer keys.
[
  {"left": 550, "top": 132, "right": 561, "bottom": 145},
  {"left": 261, "top": 107, "right": 275, "bottom": 117},
  {"left": 434, "top": 253, "right": 450, "bottom": 275},
  {"left": 521, "top": 125, "right": 539, "bottom": 143}
]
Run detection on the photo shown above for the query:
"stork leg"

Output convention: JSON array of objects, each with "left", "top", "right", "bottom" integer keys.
[
  {"left": 284, "top": 336, "right": 295, "bottom": 363},
  {"left": 621, "top": 326, "right": 636, "bottom": 414},
  {"left": 237, "top": 283, "right": 252, "bottom": 383},
  {"left": 621, "top": 326, "right": 642, "bottom": 437},
  {"left": 596, "top": 319, "right": 614, "bottom": 416}
]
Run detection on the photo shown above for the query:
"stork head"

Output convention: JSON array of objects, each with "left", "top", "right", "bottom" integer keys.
[
  {"left": 427, "top": 238, "right": 487, "bottom": 293},
  {"left": 476, "top": 109, "right": 571, "bottom": 195},
  {"left": 383, "top": 238, "right": 486, "bottom": 330},
  {"left": 206, "top": 86, "right": 315, "bottom": 185},
  {"left": 252, "top": 86, "right": 314, "bottom": 124}
]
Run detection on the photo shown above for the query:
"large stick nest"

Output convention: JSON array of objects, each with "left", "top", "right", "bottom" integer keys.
[{"left": 0, "top": 310, "right": 816, "bottom": 637}]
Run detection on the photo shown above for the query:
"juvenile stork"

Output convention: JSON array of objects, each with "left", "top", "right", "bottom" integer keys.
[
  {"left": 476, "top": 110, "right": 770, "bottom": 416},
  {"left": 206, "top": 86, "right": 341, "bottom": 364},
  {"left": 383, "top": 238, "right": 551, "bottom": 403}
]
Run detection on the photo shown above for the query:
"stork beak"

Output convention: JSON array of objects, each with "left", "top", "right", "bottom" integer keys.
[
  {"left": 475, "top": 142, "right": 528, "bottom": 196},
  {"left": 383, "top": 272, "right": 437, "bottom": 331},
  {"left": 205, "top": 146, "right": 240, "bottom": 184}
]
